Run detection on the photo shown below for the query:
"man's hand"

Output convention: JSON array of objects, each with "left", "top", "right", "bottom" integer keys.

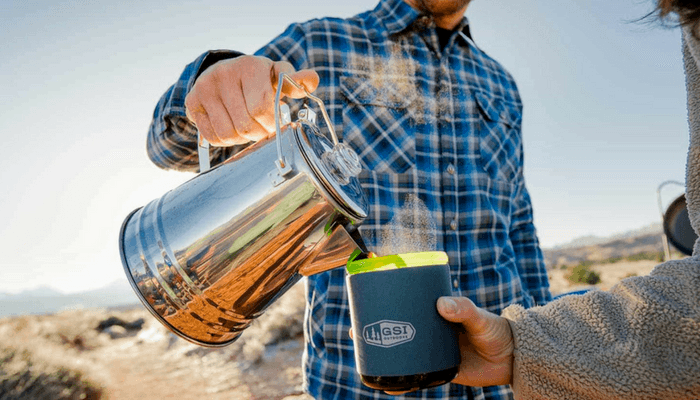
[
  {"left": 436, "top": 296, "right": 514, "bottom": 388},
  {"left": 184, "top": 55, "right": 320, "bottom": 146}
]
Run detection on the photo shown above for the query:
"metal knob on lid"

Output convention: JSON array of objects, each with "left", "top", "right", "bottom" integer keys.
[
  {"left": 274, "top": 74, "right": 368, "bottom": 221},
  {"left": 322, "top": 143, "right": 362, "bottom": 185}
]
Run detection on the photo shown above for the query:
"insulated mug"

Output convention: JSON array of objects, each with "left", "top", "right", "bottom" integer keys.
[{"left": 346, "top": 251, "right": 461, "bottom": 392}]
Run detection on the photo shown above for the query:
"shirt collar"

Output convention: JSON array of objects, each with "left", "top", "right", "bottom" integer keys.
[
  {"left": 372, "top": 0, "right": 421, "bottom": 35},
  {"left": 372, "top": 0, "right": 471, "bottom": 39}
]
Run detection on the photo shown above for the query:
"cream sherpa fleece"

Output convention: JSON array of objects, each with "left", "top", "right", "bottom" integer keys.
[{"left": 502, "top": 27, "right": 700, "bottom": 400}]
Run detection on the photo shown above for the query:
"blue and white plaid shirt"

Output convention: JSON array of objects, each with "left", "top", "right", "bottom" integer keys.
[{"left": 147, "top": 0, "right": 551, "bottom": 398}]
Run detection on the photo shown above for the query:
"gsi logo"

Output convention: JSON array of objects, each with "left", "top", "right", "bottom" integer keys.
[{"left": 362, "top": 320, "right": 415, "bottom": 348}]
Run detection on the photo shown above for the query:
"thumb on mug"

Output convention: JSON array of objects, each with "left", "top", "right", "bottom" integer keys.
[
  {"left": 437, "top": 296, "right": 479, "bottom": 321},
  {"left": 437, "top": 296, "right": 495, "bottom": 336}
]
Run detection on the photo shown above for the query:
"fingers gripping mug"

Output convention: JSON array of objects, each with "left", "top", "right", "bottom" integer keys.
[{"left": 346, "top": 251, "right": 461, "bottom": 392}]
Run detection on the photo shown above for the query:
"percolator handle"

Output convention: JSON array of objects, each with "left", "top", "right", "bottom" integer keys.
[
  {"left": 196, "top": 73, "right": 337, "bottom": 174},
  {"left": 274, "top": 73, "right": 339, "bottom": 174},
  {"left": 198, "top": 133, "right": 211, "bottom": 172}
]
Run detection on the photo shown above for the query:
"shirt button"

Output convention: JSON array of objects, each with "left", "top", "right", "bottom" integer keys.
[
  {"left": 450, "top": 220, "right": 457, "bottom": 230},
  {"left": 453, "top": 279, "right": 459, "bottom": 289},
  {"left": 447, "top": 164, "right": 455, "bottom": 175}
]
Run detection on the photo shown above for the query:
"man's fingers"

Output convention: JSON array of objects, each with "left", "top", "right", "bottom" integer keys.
[
  {"left": 241, "top": 76, "right": 276, "bottom": 134},
  {"left": 184, "top": 98, "right": 221, "bottom": 145},
  {"left": 287, "top": 69, "right": 320, "bottom": 97},
  {"left": 201, "top": 99, "right": 242, "bottom": 146},
  {"left": 222, "top": 77, "right": 273, "bottom": 142},
  {"left": 184, "top": 95, "right": 206, "bottom": 127},
  {"left": 188, "top": 56, "right": 320, "bottom": 147},
  {"left": 272, "top": 61, "right": 320, "bottom": 98},
  {"left": 191, "top": 111, "right": 217, "bottom": 146}
]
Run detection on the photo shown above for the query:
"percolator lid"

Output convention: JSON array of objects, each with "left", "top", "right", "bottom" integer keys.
[{"left": 294, "top": 120, "right": 369, "bottom": 222}]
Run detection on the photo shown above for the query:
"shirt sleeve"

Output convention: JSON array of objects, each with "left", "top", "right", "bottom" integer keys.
[
  {"left": 146, "top": 50, "right": 244, "bottom": 172},
  {"left": 146, "top": 23, "right": 310, "bottom": 172},
  {"left": 503, "top": 258, "right": 700, "bottom": 400},
  {"left": 509, "top": 153, "right": 552, "bottom": 307}
]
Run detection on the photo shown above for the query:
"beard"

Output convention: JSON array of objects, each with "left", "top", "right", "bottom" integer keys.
[{"left": 415, "top": 0, "right": 471, "bottom": 17}]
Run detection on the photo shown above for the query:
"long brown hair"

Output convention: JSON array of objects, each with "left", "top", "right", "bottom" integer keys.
[{"left": 654, "top": 0, "right": 700, "bottom": 36}]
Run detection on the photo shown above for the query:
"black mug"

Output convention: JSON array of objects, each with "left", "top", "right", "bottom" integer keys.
[{"left": 346, "top": 251, "right": 461, "bottom": 392}]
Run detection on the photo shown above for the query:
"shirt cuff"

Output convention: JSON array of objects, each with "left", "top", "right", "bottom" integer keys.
[{"left": 188, "top": 50, "right": 245, "bottom": 91}]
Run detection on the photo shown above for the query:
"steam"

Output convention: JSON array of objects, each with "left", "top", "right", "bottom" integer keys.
[{"left": 375, "top": 194, "right": 438, "bottom": 256}]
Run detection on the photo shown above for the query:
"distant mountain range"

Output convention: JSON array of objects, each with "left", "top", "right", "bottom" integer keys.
[
  {"left": 542, "top": 223, "right": 670, "bottom": 269},
  {"left": 545, "top": 223, "right": 663, "bottom": 250},
  {"left": 0, "top": 280, "right": 140, "bottom": 318}
]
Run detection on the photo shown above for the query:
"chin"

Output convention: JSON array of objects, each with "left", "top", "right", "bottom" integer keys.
[{"left": 420, "top": 0, "right": 471, "bottom": 16}]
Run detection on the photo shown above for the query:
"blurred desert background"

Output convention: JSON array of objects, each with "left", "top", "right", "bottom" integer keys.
[{"left": 0, "top": 224, "right": 687, "bottom": 400}]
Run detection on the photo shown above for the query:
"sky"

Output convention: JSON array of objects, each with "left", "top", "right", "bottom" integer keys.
[{"left": 0, "top": 0, "right": 689, "bottom": 294}]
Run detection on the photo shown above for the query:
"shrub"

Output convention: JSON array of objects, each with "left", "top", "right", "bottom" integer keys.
[
  {"left": 601, "top": 256, "right": 623, "bottom": 264},
  {"left": 0, "top": 347, "right": 103, "bottom": 400},
  {"left": 567, "top": 263, "right": 601, "bottom": 285},
  {"left": 625, "top": 251, "right": 664, "bottom": 262}
]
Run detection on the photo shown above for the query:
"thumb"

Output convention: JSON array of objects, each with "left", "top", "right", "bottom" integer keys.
[
  {"left": 272, "top": 61, "right": 320, "bottom": 99},
  {"left": 437, "top": 296, "right": 515, "bottom": 387},
  {"left": 437, "top": 296, "right": 496, "bottom": 336}
]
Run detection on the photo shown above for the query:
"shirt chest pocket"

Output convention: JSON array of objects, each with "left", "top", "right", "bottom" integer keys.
[
  {"left": 340, "top": 74, "right": 418, "bottom": 175},
  {"left": 474, "top": 90, "right": 523, "bottom": 183}
]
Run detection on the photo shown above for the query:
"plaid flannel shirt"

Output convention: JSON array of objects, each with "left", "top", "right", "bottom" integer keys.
[{"left": 147, "top": 0, "right": 551, "bottom": 398}]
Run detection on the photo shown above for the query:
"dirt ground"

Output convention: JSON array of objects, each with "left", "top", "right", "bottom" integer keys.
[
  {"left": 547, "top": 259, "right": 659, "bottom": 295},
  {"left": 94, "top": 325, "right": 308, "bottom": 400},
  {"left": 0, "top": 284, "right": 312, "bottom": 400}
]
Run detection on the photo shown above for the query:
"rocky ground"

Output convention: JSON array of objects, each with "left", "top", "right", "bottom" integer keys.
[
  {"left": 0, "top": 230, "right": 681, "bottom": 400},
  {"left": 0, "top": 283, "right": 312, "bottom": 400}
]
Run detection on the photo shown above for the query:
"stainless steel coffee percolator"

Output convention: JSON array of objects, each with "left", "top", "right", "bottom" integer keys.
[{"left": 119, "top": 74, "right": 369, "bottom": 346}]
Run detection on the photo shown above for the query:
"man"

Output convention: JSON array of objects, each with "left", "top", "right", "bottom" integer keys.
[{"left": 147, "top": 0, "right": 551, "bottom": 398}]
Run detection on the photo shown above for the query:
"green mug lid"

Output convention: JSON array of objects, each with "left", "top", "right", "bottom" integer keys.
[{"left": 346, "top": 250, "right": 449, "bottom": 275}]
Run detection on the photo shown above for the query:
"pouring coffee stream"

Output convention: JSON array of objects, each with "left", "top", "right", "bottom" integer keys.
[{"left": 119, "top": 74, "right": 369, "bottom": 347}]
